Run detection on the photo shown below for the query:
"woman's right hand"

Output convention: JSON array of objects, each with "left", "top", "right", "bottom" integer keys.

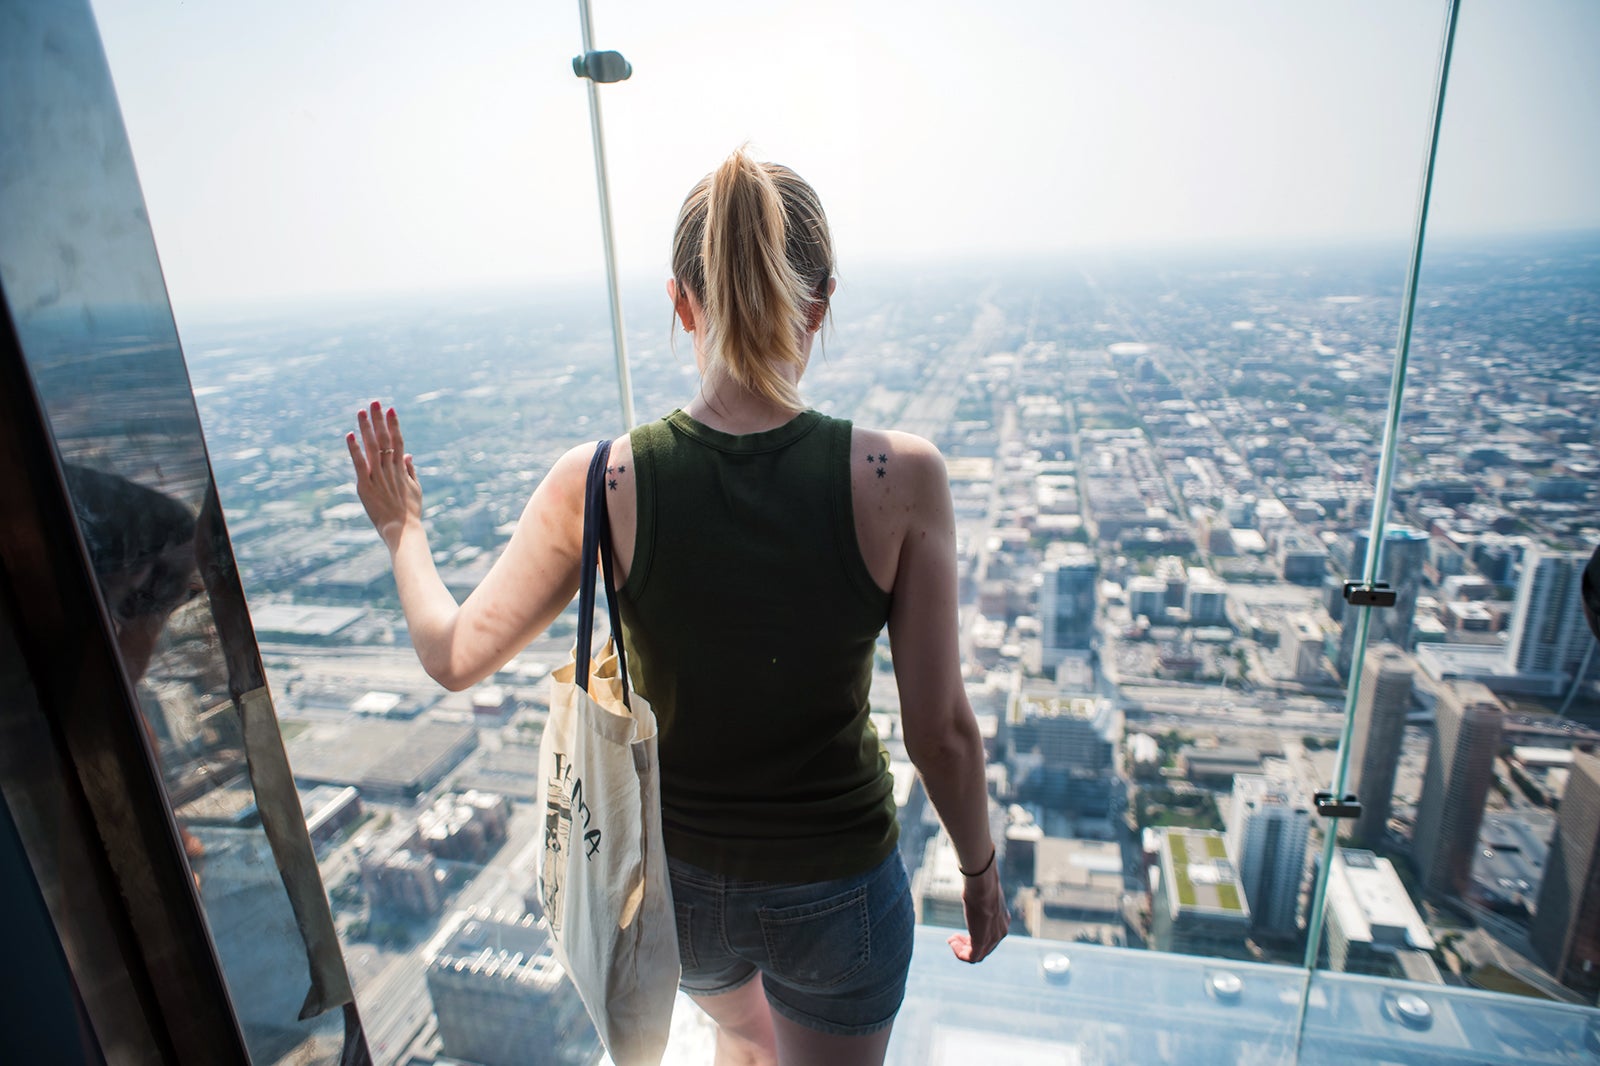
[{"left": 948, "top": 859, "right": 1009, "bottom": 964}]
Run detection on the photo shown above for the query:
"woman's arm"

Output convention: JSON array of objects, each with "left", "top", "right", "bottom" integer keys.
[
  {"left": 347, "top": 401, "right": 592, "bottom": 690},
  {"left": 886, "top": 438, "right": 1010, "bottom": 964}
]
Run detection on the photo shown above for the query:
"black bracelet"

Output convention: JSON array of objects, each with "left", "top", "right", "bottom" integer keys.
[{"left": 959, "top": 847, "right": 996, "bottom": 878}]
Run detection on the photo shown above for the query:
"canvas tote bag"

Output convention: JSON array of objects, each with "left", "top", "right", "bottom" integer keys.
[{"left": 536, "top": 440, "right": 678, "bottom": 1065}]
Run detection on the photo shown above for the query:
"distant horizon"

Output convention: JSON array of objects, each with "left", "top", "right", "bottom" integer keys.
[
  {"left": 95, "top": 1, "right": 1600, "bottom": 313},
  {"left": 173, "top": 225, "right": 1600, "bottom": 323}
]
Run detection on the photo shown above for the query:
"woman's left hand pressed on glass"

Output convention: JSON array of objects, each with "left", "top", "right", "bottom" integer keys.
[{"left": 347, "top": 400, "right": 422, "bottom": 548}]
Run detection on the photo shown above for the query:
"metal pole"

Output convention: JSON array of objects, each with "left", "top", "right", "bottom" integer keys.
[
  {"left": 1293, "top": 0, "right": 1461, "bottom": 1055},
  {"left": 577, "top": 0, "right": 636, "bottom": 432}
]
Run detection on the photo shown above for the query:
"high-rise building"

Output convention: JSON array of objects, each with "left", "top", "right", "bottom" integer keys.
[
  {"left": 1127, "top": 575, "right": 1167, "bottom": 623},
  {"left": 417, "top": 789, "right": 512, "bottom": 864},
  {"left": 1323, "top": 848, "right": 1438, "bottom": 978},
  {"left": 1156, "top": 556, "right": 1189, "bottom": 608},
  {"left": 1337, "top": 526, "right": 1431, "bottom": 678},
  {"left": 425, "top": 909, "right": 599, "bottom": 1066},
  {"left": 1226, "top": 775, "right": 1311, "bottom": 939},
  {"left": 1150, "top": 828, "right": 1251, "bottom": 959},
  {"left": 912, "top": 831, "right": 968, "bottom": 929},
  {"left": 1279, "top": 533, "right": 1330, "bottom": 586},
  {"left": 1411, "top": 681, "right": 1505, "bottom": 896},
  {"left": 1281, "top": 612, "right": 1328, "bottom": 683},
  {"left": 1185, "top": 568, "right": 1229, "bottom": 626},
  {"left": 1506, "top": 546, "right": 1593, "bottom": 683},
  {"left": 1529, "top": 752, "right": 1600, "bottom": 1001},
  {"left": 1018, "top": 836, "right": 1126, "bottom": 947},
  {"left": 1345, "top": 646, "right": 1415, "bottom": 846},
  {"left": 360, "top": 845, "right": 443, "bottom": 917},
  {"left": 1004, "top": 694, "right": 1121, "bottom": 814},
  {"left": 1039, "top": 550, "right": 1099, "bottom": 665}
]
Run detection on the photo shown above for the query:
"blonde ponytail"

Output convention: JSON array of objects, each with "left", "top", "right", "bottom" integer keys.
[{"left": 672, "top": 148, "right": 834, "bottom": 413}]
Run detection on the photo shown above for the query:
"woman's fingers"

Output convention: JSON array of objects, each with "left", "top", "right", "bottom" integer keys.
[
  {"left": 357, "top": 404, "right": 381, "bottom": 460},
  {"left": 345, "top": 432, "right": 368, "bottom": 478},
  {"left": 387, "top": 406, "right": 405, "bottom": 457},
  {"left": 369, "top": 400, "right": 390, "bottom": 454},
  {"left": 354, "top": 401, "right": 410, "bottom": 485}
]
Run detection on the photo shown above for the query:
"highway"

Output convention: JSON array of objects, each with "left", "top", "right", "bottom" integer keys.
[{"left": 1117, "top": 681, "right": 1346, "bottom": 738}]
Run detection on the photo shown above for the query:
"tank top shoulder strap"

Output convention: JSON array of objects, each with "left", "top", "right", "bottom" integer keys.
[{"left": 623, "top": 416, "right": 675, "bottom": 601}]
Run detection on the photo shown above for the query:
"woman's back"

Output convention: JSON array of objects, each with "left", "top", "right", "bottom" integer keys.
[{"left": 616, "top": 408, "right": 896, "bottom": 882}]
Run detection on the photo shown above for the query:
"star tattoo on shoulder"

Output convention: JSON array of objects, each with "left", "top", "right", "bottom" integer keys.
[
  {"left": 608, "top": 478, "right": 617, "bottom": 490},
  {"left": 877, "top": 453, "right": 888, "bottom": 463},
  {"left": 876, "top": 467, "right": 886, "bottom": 478}
]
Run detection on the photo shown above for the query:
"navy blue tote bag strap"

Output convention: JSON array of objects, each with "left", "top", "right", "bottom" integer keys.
[{"left": 574, "top": 439, "right": 632, "bottom": 709}]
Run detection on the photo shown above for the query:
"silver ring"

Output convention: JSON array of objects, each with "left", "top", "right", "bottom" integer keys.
[{"left": 380, "top": 448, "right": 395, "bottom": 455}]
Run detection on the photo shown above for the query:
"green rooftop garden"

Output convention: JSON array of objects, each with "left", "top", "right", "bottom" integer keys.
[{"left": 1165, "top": 830, "right": 1245, "bottom": 914}]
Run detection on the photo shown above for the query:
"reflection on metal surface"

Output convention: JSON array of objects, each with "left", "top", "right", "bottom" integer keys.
[
  {"left": 239, "top": 684, "right": 358, "bottom": 1021},
  {"left": 0, "top": 0, "right": 363, "bottom": 1061}
]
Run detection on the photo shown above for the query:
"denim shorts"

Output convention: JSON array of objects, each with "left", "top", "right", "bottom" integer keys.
[{"left": 668, "top": 850, "right": 915, "bottom": 1036}]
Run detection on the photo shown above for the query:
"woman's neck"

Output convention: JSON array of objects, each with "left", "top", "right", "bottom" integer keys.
[{"left": 683, "top": 364, "right": 805, "bottom": 434}]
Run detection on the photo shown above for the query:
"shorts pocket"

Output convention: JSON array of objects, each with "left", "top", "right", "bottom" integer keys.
[
  {"left": 674, "top": 900, "right": 698, "bottom": 972},
  {"left": 758, "top": 884, "right": 871, "bottom": 990}
]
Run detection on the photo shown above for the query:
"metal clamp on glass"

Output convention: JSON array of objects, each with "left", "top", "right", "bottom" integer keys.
[
  {"left": 572, "top": 50, "right": 632, "bottom": 83},
  {"left": 1342, "top": 580, "right": 1397, "bottom": 608},
  {"left": 1313, "top": 791, "right": 1363, "bottom": 820}
]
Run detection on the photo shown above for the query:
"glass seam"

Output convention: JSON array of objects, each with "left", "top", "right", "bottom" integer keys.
[{"left": 1294, "top": 0, "right": 1464, "bottom": 1057}]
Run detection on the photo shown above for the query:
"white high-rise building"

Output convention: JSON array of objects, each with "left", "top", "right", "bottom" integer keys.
[
  {"left": 1226, "top": 774, "right": 1312, "bottom": 939},
  {"left": 1506, "top": 546, "right": 1593, "bottom": 680}
]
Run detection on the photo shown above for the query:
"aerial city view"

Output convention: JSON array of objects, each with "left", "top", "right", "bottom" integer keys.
[
  {"left": 142, "top": 233, "right": 1598, "bottom": 1064},
  {"left": 137, "top": 230, "right": 1600, "bottom": 1062}
]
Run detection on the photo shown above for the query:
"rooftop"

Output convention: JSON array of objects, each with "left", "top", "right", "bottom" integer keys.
[
  {"left": 249, "top": 602, "right": 367, "bottom": 638},
  {"left": 1327, "top": 849, "right": 1435, "bottom": 952},
  {"left": 1164, "top": 829, "right": 1249, "bottom": 916},
  {"left": 423, "top": 909, "right": 567, "bottom": 991}
]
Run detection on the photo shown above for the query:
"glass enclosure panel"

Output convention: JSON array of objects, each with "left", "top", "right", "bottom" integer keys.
[
  {"left": 1304, "top": 0, "right": 1600, "bottom": 1018},
  {"left": 894, "top": 926, "right": 1600, "bottom": 1065},
  {"left": 890, "top": 927, "right": 1303, "bottom": 1064},
  {"left": 1300, "top": 968, "right": 1600, "bottom": 1065},
  {"left": 2, "top": 1, "right": 355, "bottom": 1061}
]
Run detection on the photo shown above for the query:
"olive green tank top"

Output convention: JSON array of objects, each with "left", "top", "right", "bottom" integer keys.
[{"left": 618, "top": 408, "right": 897, "bottom": 882}]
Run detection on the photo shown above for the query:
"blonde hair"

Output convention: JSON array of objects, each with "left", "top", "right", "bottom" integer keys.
[{"left": 672, "top": 148, "right": 834, "bottom": 412}]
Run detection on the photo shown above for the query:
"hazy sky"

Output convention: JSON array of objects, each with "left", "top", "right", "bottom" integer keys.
[{"left": 91, "top": 0, "right": 1600, "bottom": 311}]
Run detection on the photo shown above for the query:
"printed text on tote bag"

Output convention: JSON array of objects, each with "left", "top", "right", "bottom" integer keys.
[{"left": 541, "top": 751, "right": 602, "bottom": 933}]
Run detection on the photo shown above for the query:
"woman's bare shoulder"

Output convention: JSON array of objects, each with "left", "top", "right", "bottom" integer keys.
[{"left": 849, "top": 426, "right": 947, "bottom": 492}]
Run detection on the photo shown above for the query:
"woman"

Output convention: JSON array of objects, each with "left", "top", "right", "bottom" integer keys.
[{"left": 348, "top": 148, "right": 1008, "bottom": 1066}]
